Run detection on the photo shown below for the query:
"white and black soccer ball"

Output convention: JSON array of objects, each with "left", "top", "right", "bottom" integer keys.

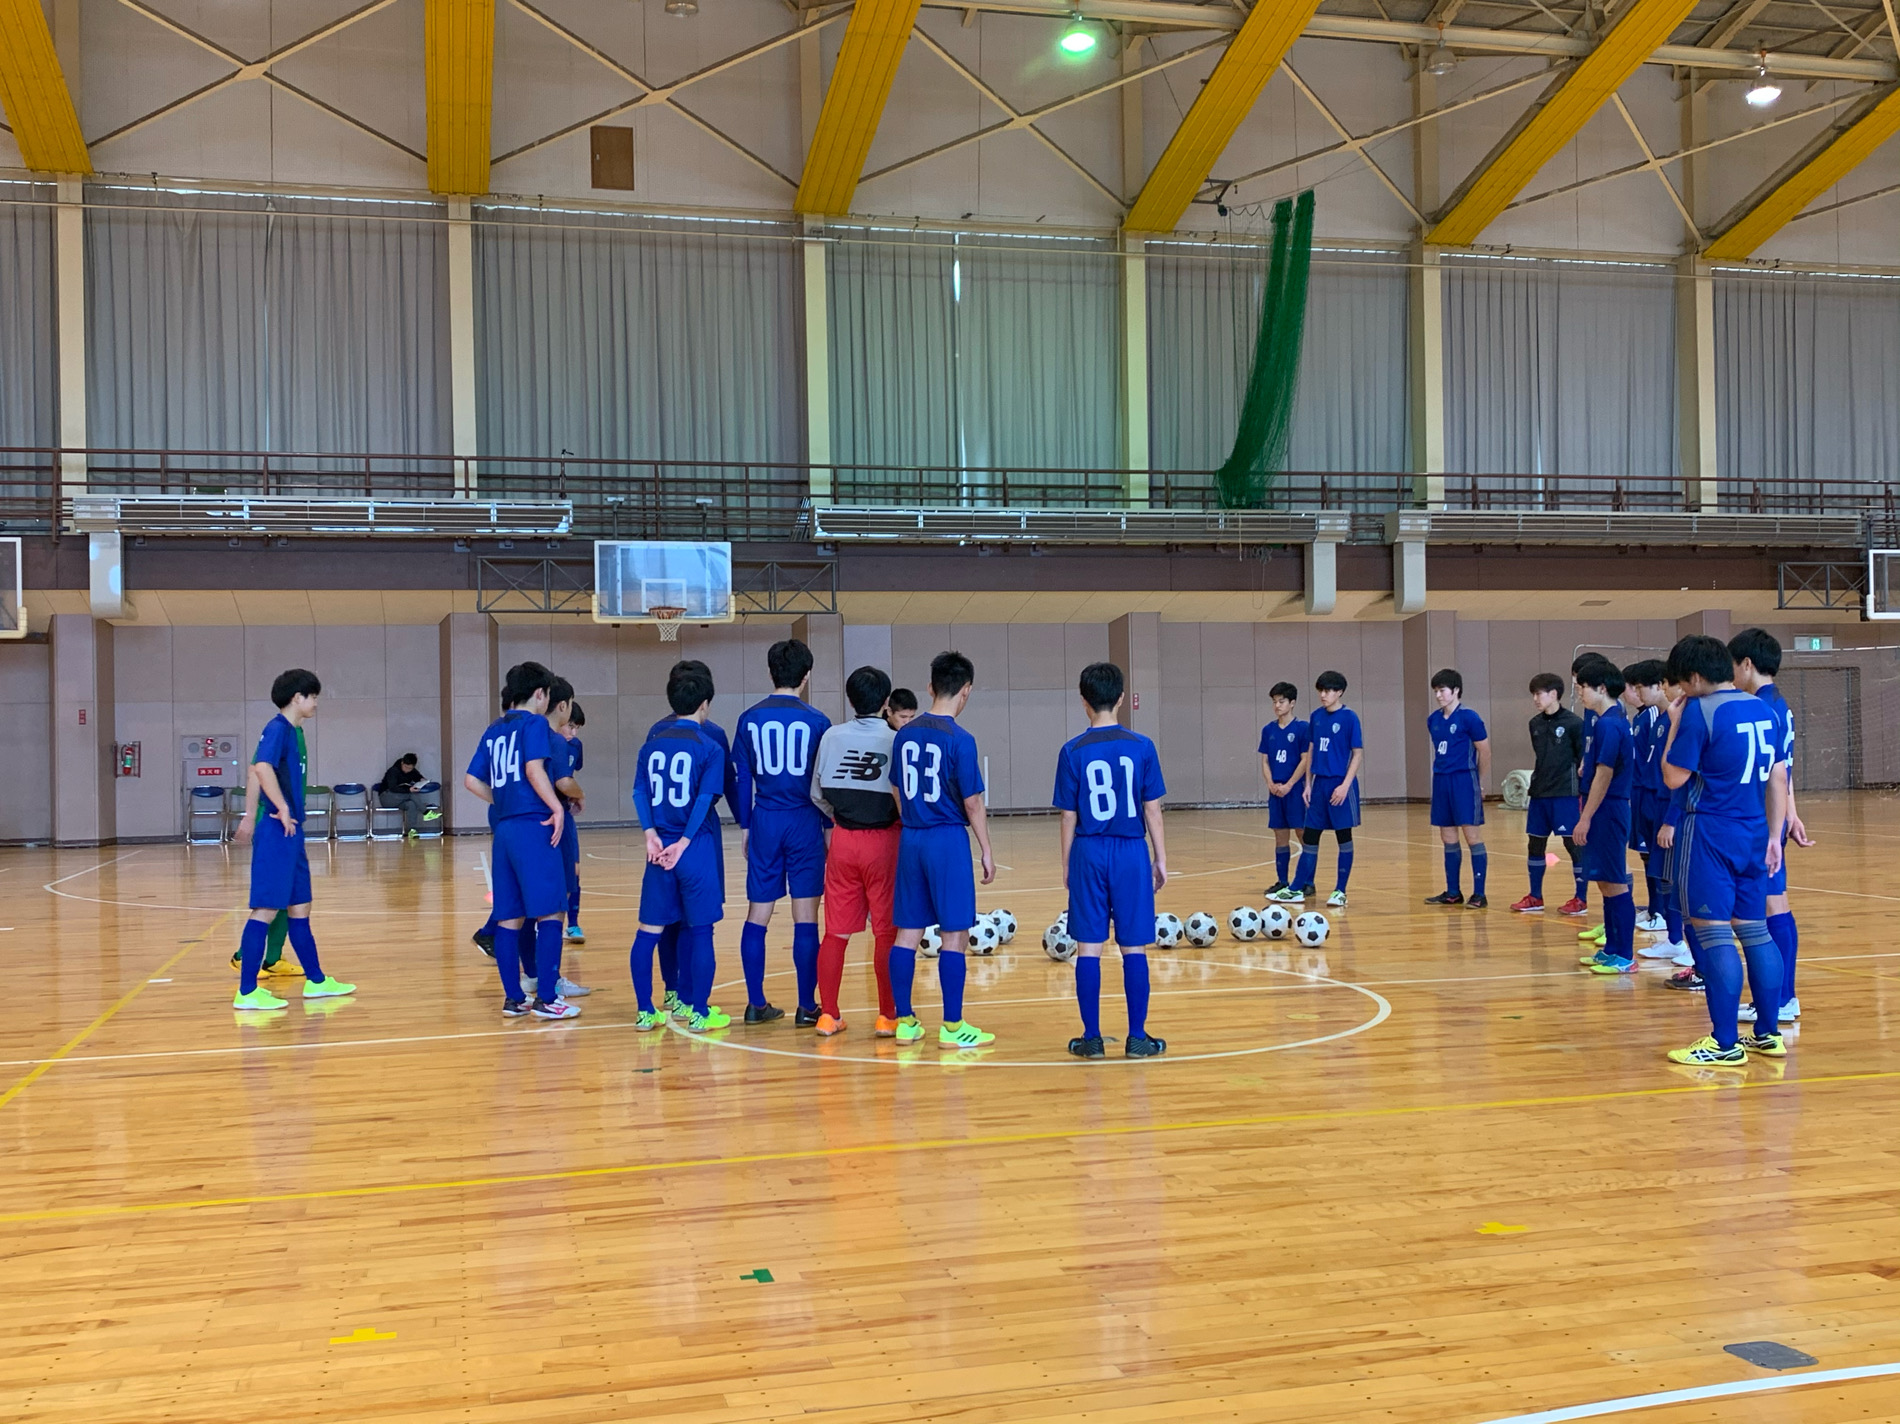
[
  {"left": 1154, "top": 912, "right": 1184, "bottom": 948},
  {"left": 919, "top": 924, "right": 943, "bottom": 958},
  {"left": 1261, "top": 904, "right": 1293, "bottom": 939},
  {"left": 1043, "top": 923, "right": 1078, "bottom": 962},
  {"left": 1229, "top": 905, "right": 1264, "bottom": 941},
  {"left": 970, "top": 918, "right": 1001, "bottom": 955},
  {"left": 1054, "top": 909, "right": 1069, "bottom": 935},
  {"left": 989, "top": 909, "right": 1017, "bottom": 944},
  {"left": 1293, "top": 911, "right": 1330, "bottom": 947},
  {"left": 1184, "top": 911, "right": 1220, "bottom": 947}
]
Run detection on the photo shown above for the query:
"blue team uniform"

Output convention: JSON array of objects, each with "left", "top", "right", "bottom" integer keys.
[
  {"left": 466, "top": 709, "right": 566, "bottom": 922},
  {"left": 548, "top": 730, "right": 582, "bottom": 904},
  {"left": 648, "top": 713, "right": 734, "bottom": 893},
  {"left": 1054, "top": 725, "right": 1167, "bottom": 946},
  {"left": 634, "top": 719, "right": 728, "bottom": 929},
  {"left": 249, "top": 713, "right": 311, "bottom": 909},
  {"left": 1755, "top": 683, "right": 1794, "bottom": 896},
  {"left": 1628, "top": 706, "right": 1666, "bottom": 854},
  {"left": 892, "top": 713, "right": 984, "bottom": 932},
  {"left": 1305, "top": 707, "right": 1363, "bottom": 830},
  {"left": 1579, "top": 704, "right": 1632, "bottom": 885},
  {"left": 1258, "top": 718, "right": 1311, "bottom": 830},
  {"left": 733, "top": 693, "right": 833, "bottom": 903},
  {"left": 1667, "top": 690, "right": 1782, "bottom": 922},
  {"left": 1427, "top": 705, "right": 1488, "bottom": 827},
  {"left": 1578, "top": 706, "right": 1601, "bottom": 792}
]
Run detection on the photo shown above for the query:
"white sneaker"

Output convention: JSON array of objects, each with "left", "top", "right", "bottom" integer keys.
[
  {"left": 1782, "top": 996, "right": 1801, "bottom": 1019},
  {"left": 531, "top": 996, "right": 581, "bottom": 1020},
  {"left": 1671, "top": 943, "right": 1694, "bottom": 967},
  {"left": 1637, "top": 940, "right": 1679, "bottom": 959},
  {"left": 1326, "top": 890, "right": 1348, "bottom": 910},
  {"left": 557, "top": 976, "right": 592, "bottom": 998},
  {"left": 1737, "top": 1002, "right": 1757, "bottom": 1023},
  {"left": 1635, "top": 911, "right": 1667, "bottom": 933}
]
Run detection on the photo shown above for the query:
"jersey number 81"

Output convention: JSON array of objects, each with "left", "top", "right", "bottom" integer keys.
[{"left": 1086, "top": 756, "right": 1138, "bottom": 822}]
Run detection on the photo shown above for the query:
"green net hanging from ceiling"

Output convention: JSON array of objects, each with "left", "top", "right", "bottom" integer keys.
[{"left": 1215, "top": 189, "right": 1316, "bottom": 510}]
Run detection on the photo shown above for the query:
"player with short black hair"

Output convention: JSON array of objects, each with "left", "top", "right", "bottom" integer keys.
[
  {"left": 541, "top": 677, "right": 590, "bottom": 998},
  {"left": 1729, "top": 627, "right": 1812, "bottom": 1025},
  {"left": 629, "top": 667, "right": 730, "bottom": 1032},
  {"left": 1574, "top": 661, "right": 1639, "bottom": 973},
  {"left": 464, "top": 661, "right": 573, "bottom": 1019},
  {"left": 1056, "top": 662, "right": 1170, "bottom": 1059},
  {"left": 811, "top": 665, "right": 902, "bottom": 1036},
  {"left": 1272, "top": 670, "right": 1362, "bottom": 909},
  {"left": 562, "top": 700, "right": 588, "bottom": 941},
  {"left": 1661, "top": 634, "right": 1788, "bottom": 1065},
  {"left": 1423, "top": 668, "right": 1491, "bottom": 908},
  {"left": 232, "top": 669, "right": 355, "bottom": 1010},
  {"left": 890, "top": 650, "right": 997, "bottom": 1048},
  {"left": 1623, "top": 659, "right": 1679, "bottom": 957},
  {"left": 1514, "top": 672, "right": 1588, "bottom": 915},
  {"left": 884, "top": 687, "right": 918, "bottom": 730},
  {"left": 1258, "top": 681, "right": 1311, "bottom": 899},
  {"left": 733, "top": 639, "right": 834, "bottom": 1026}
]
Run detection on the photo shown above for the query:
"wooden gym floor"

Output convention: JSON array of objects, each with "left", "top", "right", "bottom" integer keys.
[{"left": 4, "top": 800, "right": 1900, "bottom": 1424}]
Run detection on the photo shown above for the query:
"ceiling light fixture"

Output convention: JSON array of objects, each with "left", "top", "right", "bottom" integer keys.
[
  {"left": 1424, "top": 24, "right": 1458, "bottom": 77},
  {"left": 1058, "top": 11, "right": 1098, "bottom": 55},
  {"left": 664, "top": 0, "right": 698, "bottom": 15},
  {"left": 1745, "top": 51, "right": 1781, "bottom": 107}
]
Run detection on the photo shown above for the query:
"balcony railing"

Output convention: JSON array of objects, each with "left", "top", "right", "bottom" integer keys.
[{"left": 1, "top": 447, "right": 1895, "bottom": 543}]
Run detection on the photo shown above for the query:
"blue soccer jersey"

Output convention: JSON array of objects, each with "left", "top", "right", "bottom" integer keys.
[
  {"left": 569, "top": 734, "right": 584, "bottom": 774},
  {"left": 1666, "top": 691, "right": 1783, "bottom": 823},
  {"left": 1258, "top": 717, "right": 1311, "bottom": 787},
  {"left": 1309, "top": 707, "right": 1363, "bottom": 779},
  {"left": 1427, "top": 705, "right": 1487, "bottom": 775},
  {"left": 1053, "top": 725, "right": 1167, "bottom": 836},
  {"left": 1632, "top": 706, "right": 1665, "bottom": 793},
  {"left": 467, "top": 709, "right": 556, "bottom": 822},
  {"left": 636, "top": 720, "right": 727, "bottom": 840},
  {"left": 733, "top": 694, "right": 833, "bottom": 827},
  {"left": 253, "top": 714, "right": 307, "bottom": 823},
  {"left": 1755, "top": 683, "right": 1794, "bottom": 774},
  {"left": 1579, "top": 705, "right": 1601, "bottom": 786},
  {"left": 893, "top": 713, "right": 984, "bottom": 828},
  {"left": 1588, "top": 704, "right": 1635, "bottom": 801},
  {"left": 546, "top": 728, "right": 577, "bottom": 804}
]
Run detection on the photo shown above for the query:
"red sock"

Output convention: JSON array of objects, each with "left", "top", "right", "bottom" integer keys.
[
  {"left": 872, "top": 933, "right": 896, "bottom": 1019},
  {"left": 817, "top": 933, "right": 849, "bottom": 1018}
]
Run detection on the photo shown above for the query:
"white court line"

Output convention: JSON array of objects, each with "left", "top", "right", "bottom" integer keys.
[
  {"left": 1473, "top": 1360, "right": 1900, "bottom": 1423},
  {"left": 40, "top": 850, "right": 144, "bottom": 891},
  {"left": 1787, "top": 883, "right": 1900, "bottom": 903},
  {"left": 1194, "top": 823, "right": 1421, "bottom": 850}
]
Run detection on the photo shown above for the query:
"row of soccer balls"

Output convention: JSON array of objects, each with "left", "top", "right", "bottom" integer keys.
[{"left": 908, "top": 905, "right": 1332, "bottom": 960}]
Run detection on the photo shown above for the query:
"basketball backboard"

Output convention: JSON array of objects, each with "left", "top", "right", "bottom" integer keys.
[{"left": 593, "top": 541, "right": 735, "bottom": 624}]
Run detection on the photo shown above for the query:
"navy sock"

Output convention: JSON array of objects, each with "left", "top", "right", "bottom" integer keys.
[
  {"left": 1737, "top": 920, "right": 1782, "bottom": 1034},
  {"left": 567, "top": 885, "right": 580, "bottom": 929},
  {"left": 688, "top": 924, "right": 715, "bottom": 1015},
  {"left": 630, "top": 929, "right": 660, "bottom": 1012},
  {"left": 285, "top": 917, "right": 325, "bottom": 983},
  {"left": 1274, "top": 845, "right": 1290, "bottom": 886},
  {"left": 793, "top": 921, "right": 820, "bottom": 1012},
  {"left": 1698, "top": 922, "right": 1742, "bottom": 1049},
  {"left": 1663, "top": 887, "right": 1683, "bottom": 945},
  {"left": 1124, "top": 952, "right": 1150, "bottom": 1038},
  {"left": 1645, "top": 875, "right": 1664, "bottom": 917},
  {"left": 1335, "top": 844, "right": 1355, "bottom": 893},
  {"left": 1684, "top": 919, "right": 1706, "bottom": 974},
  {"left": 495, "top": 926, "right": 524, "bottom": 1002},
  {"left": 891, "top": 946, "right": 916, "bottom": 1017},
  {"left": 478, "top": 911, "right": 498, "bottom": 937},
  {"left": 1528, "top": 851, "right": 1546, "bottom": 900},
  {"left": 1076, "top": 956, "right": 1102, "bottom": 1038},
  {"left": 657, "top": 925, "right": 680, "bottom": 994},
  {"left": 1471, "top": 845, "right": 1488, "bottom": 898},
  {"left": 536, "top": 919, "right": 563, "bottom": 1001},
  {"left": 1444, "top": 846, "right": 1463, "bottom": 897},
  {"left": 1295, "top": 844, "right": 1319, "bottom": 890},
  {"left": 1767, "top": 911, "right": 1797, "bottom": 1005},
  {"left": 1570, "top": 850, "right": 1587, "bottom": 904},
  {"left": 518, "top": 925, "right": 536, "bottom": 981},
  {"left": 939, "top": 949, "right": 967, "bottom": 1023},
  {"left": 740, "top": 920, "right": 768, "bottom": 1006},
  {"left": 1605, "top": 893, "right": 1634, "bottom": 960},
  {"left": 237, "top": 919, "right": 269, "bottom": 995}
]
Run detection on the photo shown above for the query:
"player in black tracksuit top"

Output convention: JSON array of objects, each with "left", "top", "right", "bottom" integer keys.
[{"left": 1514, "top": 674, "right": 1589, "bottom": 913}]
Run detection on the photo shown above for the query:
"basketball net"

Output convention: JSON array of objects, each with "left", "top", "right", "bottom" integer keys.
[{"left": 650, "top": 605, "right": 686, "bottom": 643}]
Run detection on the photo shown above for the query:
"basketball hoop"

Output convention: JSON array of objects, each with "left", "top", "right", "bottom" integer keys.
[{"left": 648, "top": 605, "right": 687, "bottom": 642}]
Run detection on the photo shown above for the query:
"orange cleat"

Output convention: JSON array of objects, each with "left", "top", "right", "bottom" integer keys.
[
  {"left": 815, "top": 1013, "right": 846, "bottom": 1037},
  {"left": 874, "top": 1015, "right": 899, "bottom": 1038}
]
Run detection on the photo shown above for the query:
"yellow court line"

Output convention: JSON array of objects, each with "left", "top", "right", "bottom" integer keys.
[
  {"left": 4, "top": 1061, "right": 1896, "bottom": 1227},
  {"left": 0, "top": 908, "right": 236, "bottom": 1114}
]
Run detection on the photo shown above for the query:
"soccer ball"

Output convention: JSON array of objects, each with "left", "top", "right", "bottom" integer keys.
[
  {"left": 1054, "top": 909, "right": 1069, "bottom": 934},
  {"left": 1261, "top": 904, "right": 1293, "bottom": 939},
  {"left": 1229, "top": 905, "right": 1263, "bottom": 941},
  {"left": 1293, "top": 911, "right": 1330, "bottom": 947},
  {"left": 1043, "top": 923, "right": 1078, "bottom": 962},
  {"left": 919, "top": 924, "right": 943, "bottom": 958},
  {"left": 989, "top": 909, "right": 1018, "bottom": 943},
  {"left": 1184, "top": 912, "right": 1220, "bottom": 947},
  {"left": 1154, "top": 913, "right": 1184, "bottom": 948},
  {"left": 970, "top": 918, "right": 1001, "bottom": 955}
]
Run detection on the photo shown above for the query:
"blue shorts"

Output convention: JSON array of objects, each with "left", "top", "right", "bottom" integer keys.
[
  {"left": 249, "top": 820, "right": 312, "bottom": 910},
  {"left": 1066, "top": 835, "right": 1156, "bottom": 947},
  {"left": 1677, "top": 813, "right": 1769, "bottom": 922},
  {"left": 560, "top": 813, "right": 580, "bottom": 899},
  {"left": 1526, "top": 796, "right": 1579, "bottom": 838},
  {"left": 1267, "top": 793, "right": 1300, "bottom": 831},
  {"left": 492, "top": 815, "right": 567, "bottom": 922},
  {"left": 745, "top": 804, "right": 828, "bottom": 903},
  {"left": 1430, "top": 770, "right": 1484, "bottom": 828},
  {"left": 1579, "top": 799, "right": 1631, "bottom": 885},
  {"left": 1765, "top": 826, "right": 1789, "bottom": 896},
  {"left": 1628, "top": 788, "right": 1667, "bottom": 855},
  {"left": 640, "top": 833, "right": 725, "bottom": 929},
  {"left": 1304, "top": 777, "right": 1361, "bottom": 831},
  {"left": 893, "top": 823, "right": 977, "bottom": 932}
]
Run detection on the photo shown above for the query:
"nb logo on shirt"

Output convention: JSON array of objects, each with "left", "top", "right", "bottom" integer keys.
[{"left": 838, "top": 749, "right": 888, "bottom": 782}]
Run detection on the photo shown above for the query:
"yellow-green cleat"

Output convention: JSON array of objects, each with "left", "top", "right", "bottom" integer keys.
[
  {"left": 303, "top": 977, "right": 356, "bottom": 999},
  {"left": 1667, "top": 1035, "right": 1746, "bottom": 1067},
  {"left": 938, "top": 1020, "right": 996, "bottom": 1049},
  {"left": 894, "top": 1015, "right": 925, "bottom": 1043},
  {"left": 688, "top": 1008, "right": 731, "bottom": 1031},
  {"left": 233, "top": 987, "right": 288, "bottom": 1010},
  {"left": 634, "top": 1009, "right": 668, "bottom": 1032}
]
